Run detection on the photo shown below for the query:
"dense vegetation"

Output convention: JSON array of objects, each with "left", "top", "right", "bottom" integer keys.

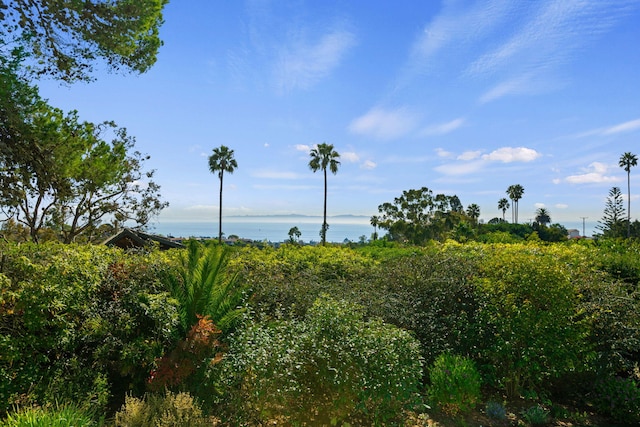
[{"left": 1, "top": 238, "right": 639, "bottom": 425}]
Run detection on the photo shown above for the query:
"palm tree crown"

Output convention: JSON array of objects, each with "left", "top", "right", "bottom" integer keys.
[
  {"left": 309, "top": 143, "right": 340, "bottom": 245},
  {"left": 506, "top": 184, "right": 525, "bottom": 224},
  {"left": 498, "top": 198, "right": 510, "bottom": 221},
  {"left": 535, "top": 207, "right": 551, "bottom": 226},
  {"left": 619, "top": 152, "right": 638, "bottom": 238},
  {"left": 208, "top": 145, "right": 238, "bottom": 243}
]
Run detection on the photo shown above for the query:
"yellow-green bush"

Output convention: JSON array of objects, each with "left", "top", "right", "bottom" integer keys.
[
  {"left": 475, "top": 244, "right": 591, "bottom": 397},
  {"left": 114, "top": 391, "right": 216, "bottom": 427}
]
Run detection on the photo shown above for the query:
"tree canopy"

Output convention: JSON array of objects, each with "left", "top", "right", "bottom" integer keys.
[
  {"left": 0, "top": 73, "right": 167, "bottom": 242},
  {"left": 0, "top": 0, "right": 168, "bottom": 82}
]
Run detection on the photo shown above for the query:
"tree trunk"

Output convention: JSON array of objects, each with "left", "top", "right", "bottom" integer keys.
[
  {"left": 322, "top": 167, "right": 327, "bottom": 245},
  {"left": 219, "top": 171, "right": 224, "bottom": 243}
]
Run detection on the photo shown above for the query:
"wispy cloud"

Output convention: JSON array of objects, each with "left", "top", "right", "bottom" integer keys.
[
  {"left": 348, "top": 107, "right": 418, "bottom": 140},
  {"left": 275, "top": 28, "right": 356, "bottom": 93},
  {"left": 237, "top": 3, "right": 356, "bottom": 93},
  {"left": 572, "top": 117, "right": 640, "bottom": 138},
  {"left": 435, "top": 148, "right": 454, "bottom": 158},
  {"left": 401, "top": 0, "right": 637, "bottom": 102},
  {"left": 458, "top": 150, "right": 482, "bottom": 161},
  {"left": 602, "top": 118, "right": 640, "bottom": 135},
  {"left": 360, "top": 160, "right": 377, "bottom": 170},
  {"left": 421, "top": 118, "right": 466, "bottom": 136},
  {"left": 563, "top": 162, "right": 621, "bottom": 184},
  {"left": 341, "top": 151, "right": 360, "bottom": 163}
]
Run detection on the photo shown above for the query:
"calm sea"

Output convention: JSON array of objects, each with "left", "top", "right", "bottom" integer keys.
[
  {"left": 149, "top": 217, "right": 598, "bottom": 243},
  {"left": 150, "top": 217, "right": 374, "bottom": 243}
]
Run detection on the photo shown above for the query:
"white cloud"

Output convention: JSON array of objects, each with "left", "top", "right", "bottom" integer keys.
[
  {"left": 421, "top": 118, "right": 465, "bottom": 136},
  {"left": 482, "top": 147, "right": 541, "bottom": 163},
  {"left": 348, "top": 107, "right": 418, "bottom": 140},
  {"left": 534, "top": 203, "right": 546, "bottom": 209},
  {"left": 564, "top": 162, "right": 621, "bottom": 184},
  {"left": 435, "top": 147, "right": 454, "bottom": 158},
  {"left": 361, "top": 160, "right": 377, "bottom": 170},
  {"left": 458, "top": 150, "right": 482, "bottom": 161},
  {"left": 295, "top": 144, "right": 311, "bottom": 152},
  {"left": 341, "top": 151, "right": 360, "bottom": 163},
  {"left": 434, "top": 160, "right": 485, "bottom": 176},
  {"left": 555, "top": 204, "right": 568, "bottom": 209},
  {"left": 275, "top": 28, "right": 356, "bottom": 92}
]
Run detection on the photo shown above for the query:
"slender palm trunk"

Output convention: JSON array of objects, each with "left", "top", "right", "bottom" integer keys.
[
  {"left": 511, "top": 200, "right": 514, "bottom": 223},
  {"left": 628, "top": 170, "right": 631, "bottom": 238},
  {"left": 218, "top": 171, "right": 224, "bottom": 243},
  {"left": 322, "top": 167, "right": 327, "bottom": 245}
]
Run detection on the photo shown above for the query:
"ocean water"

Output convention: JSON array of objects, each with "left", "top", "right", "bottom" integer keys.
[
  {"left": 149, "top": 217, "right": 598, "bottom": 243},
  {"left": 150, "top": 217, "right": 375, "bottom": 243}
]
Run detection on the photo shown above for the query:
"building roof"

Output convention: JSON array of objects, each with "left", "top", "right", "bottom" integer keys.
[{"left": 103, "top": 228, "right": 185, "bottom": 250}]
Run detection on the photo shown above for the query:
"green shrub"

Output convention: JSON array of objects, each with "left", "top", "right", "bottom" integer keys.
[
  {"left": 476, "top": 244, "right": 590, "bottom": 397},
  {"left": 0, "top": 242, "right": 180, "bottom": 413},
  {"left": 427, "top": 353, "right": 481, "bottom": 415},
  {"left": 114, "top": 391, "right": 215, "bottom": 427},
  {"left": 591, "top": 376, "right": 640, "bottom": 424},
  {"left": 1, "top": 404, "right": 100, "bottom": 427},
  {"left": 211, "top": 296, "right": 423, "bottom": 426},
  {"left": 365, "top": 245, "right": 483, "bottom": 367},
  {"left": 521, "top": 404, "right": 549, "bottom": 425}
]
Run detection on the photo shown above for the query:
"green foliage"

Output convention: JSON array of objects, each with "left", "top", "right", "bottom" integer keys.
[
  {"left": 1, "top": 0, "right": 169, "bottom": 82},
  {"left": 364, "top": 244, "right": 482, "bottom": 367},
  {"left": 0, "top": 403, "right": 100, "bottom": 427},
  {"left": 164, "top": 240, "right": 246, "bottom": 334},
  {"left": 0, "top": 242, "right": 180, "bottom": 413},
  {"left": 593, "top": 238, "right": 640, "bottom": 286},
  {"left": 521, "top": 404, "right": 549, "bottom": 425},
  {"left": 427, "top": 353, "right": 481, "bottom": 415},
  {"left": 233, "top": 244, "right": 376, "bottom": 319},
  {"left": 475, "top": 244, "right": 590, "bottom": 397},
  {"left": 212, "top": 296, "right": 423, "bottom": 426},
  {"left": 591, "top": 376, "right": 640, "bottom": 424},
  {"left": 114, "top": 391, "right": 214, "bottom": 427},
  {"left": 0, "top": 87, "right": 168, "bottom": 243}
]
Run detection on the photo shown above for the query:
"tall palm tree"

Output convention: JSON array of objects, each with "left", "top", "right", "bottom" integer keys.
[
  {"left": 506, "top": 184, "right": 525, "bottom": 224},
  {"left": 535, "top": 207, "right": 551, "bottom": 227},
  {"left": 466, "top": 203, "right": 480, "bottom": 225},
  {"left": 370, "top": 215, "right": 379, "bottom": 241},
  {"left": 208, "top": 145, "right": 238, "bottom": 243},
  {"left": 619, "top": 152, "right": 638, "bottom": 238},
  {"left": 309, "top": 142, "right": 340, "bottom": 245},
  {"left": 498, "top": 198, "right": 510, "bottom": 221}
]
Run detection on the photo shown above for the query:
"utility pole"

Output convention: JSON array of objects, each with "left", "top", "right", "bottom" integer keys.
[{"left": 580, "top": 217, "right": 588, "bottom": 238}]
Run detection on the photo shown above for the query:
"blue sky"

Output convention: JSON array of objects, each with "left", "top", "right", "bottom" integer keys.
[{"left": 36, "top": 0, "right": 640, "bottom": 234}]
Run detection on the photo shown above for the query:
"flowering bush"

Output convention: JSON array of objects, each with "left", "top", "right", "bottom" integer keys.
[{"left": 211, "top": 296, "right": 423, "bottom": 425}]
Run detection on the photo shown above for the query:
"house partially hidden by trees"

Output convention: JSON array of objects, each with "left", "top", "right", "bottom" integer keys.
[{"left": 103, "top": 228, "right": 184, "bottom": 251}]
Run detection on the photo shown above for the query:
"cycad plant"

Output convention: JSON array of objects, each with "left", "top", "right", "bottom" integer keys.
[{"left": 167, "top": 239, "right": 246, "bottom": 335}]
